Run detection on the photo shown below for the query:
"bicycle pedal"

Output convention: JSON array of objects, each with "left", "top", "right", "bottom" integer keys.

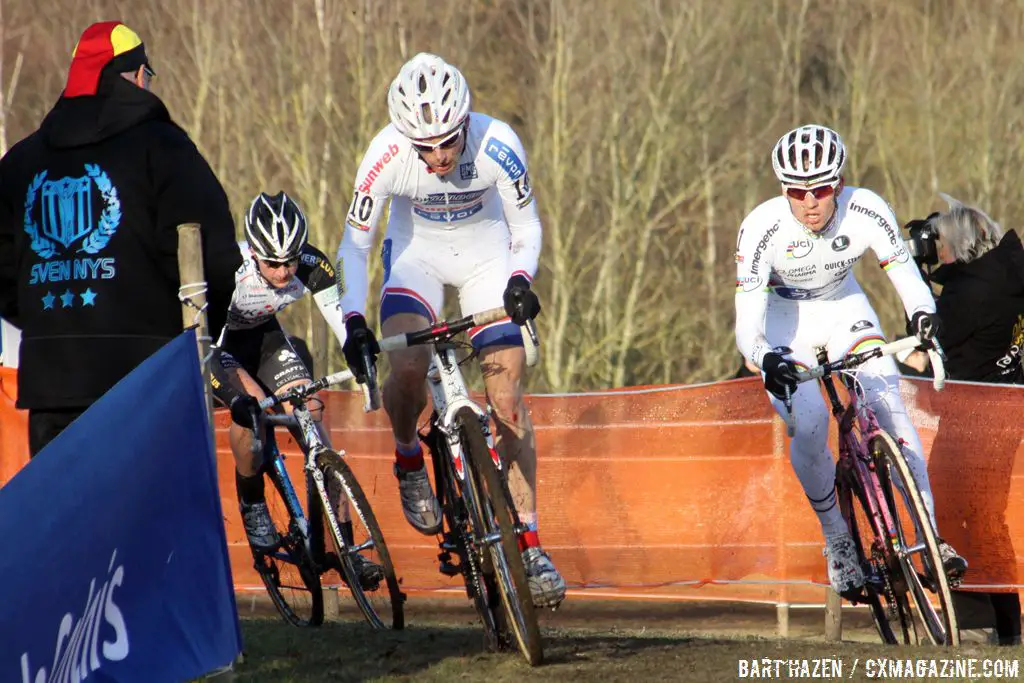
[
  {"left": 439, "top": 560, "right": 463, "bottom": 577},
  {"left": 840, "top": 587, "right": 867, "bottom": 603}
]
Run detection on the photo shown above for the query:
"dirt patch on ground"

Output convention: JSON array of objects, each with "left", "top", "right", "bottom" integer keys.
[{"left": 222, "top": 596, "right": 1018, "bottom": 682}]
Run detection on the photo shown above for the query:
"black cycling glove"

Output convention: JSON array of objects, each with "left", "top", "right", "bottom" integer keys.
[
  {"left": 502, "top": 275, "right": 541, "bottom": 326},
  {"left": 342, "top": 314, "right": 380, "bottom": 383},
  {"left": 229, "top": 394, "right": 261, "bottom": 429},
  {"left": 910, "top": 311, "right": 941, "bottom": 341},
  {"left": 761, "top": 352, "right": 798, "bottom": 400}
]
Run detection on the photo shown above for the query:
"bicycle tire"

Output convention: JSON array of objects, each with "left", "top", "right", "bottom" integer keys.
[
  {"left": 431, "top": 429, "right": 504, "bottom": 650},
  {"left": 456, "top": 407, "right": 544, "bottom": 666},
  {"left": 254, "top": 463, "right": 324, "bottom": 627},
  {"left": 872, "top": 431, "right": 960, "bottom": 646},
  {"left": 314, "top": 449, "right": 405, "bottom": 629},
  {"left": 838, "top": 469, "right": 912, "bottom": 644}
]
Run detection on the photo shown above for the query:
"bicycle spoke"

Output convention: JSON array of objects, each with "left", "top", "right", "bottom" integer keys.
[
  {"left": 457, "top": 407, "right": 543, "bottom": 666},
  {"left": 874, "top": 432, "right": 959, "bottom": 646},
  {"left": 315, "top": 450, "right": 404, "bottom": 629},
  {"left": 254, "top": 469, "right": 324, "bottom": 627}
]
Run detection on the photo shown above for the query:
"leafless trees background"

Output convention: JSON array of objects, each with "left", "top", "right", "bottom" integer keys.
[{"left": 2, "top": 0, "right": 1020, "bottom": 390}]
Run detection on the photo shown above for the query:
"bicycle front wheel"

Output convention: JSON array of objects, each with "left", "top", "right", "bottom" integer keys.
[
  {"left": 872, "top": 431, "right": 960, "bottom": 646},
  {"left": 456, "top": 407, "right": 543, "bottom": 666},
  {"left": 431, "top": 428, "right": 505, "bottom": 650},
  {"left": 839, "top": 469, "right": 912, "bottom": 644},
  {"left": 256, "top": 464, "right": 324, "bottom": 627},
  {"left": 314, "top": 449, "right": 404, "bottom": 629}
]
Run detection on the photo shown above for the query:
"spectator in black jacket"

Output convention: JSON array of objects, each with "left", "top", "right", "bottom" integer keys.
[
  {"left": 904, "top": 199, "right": 1024, "bottom": 382},
  {"left": 0, "top": 21, "right": 241, "bottom": 456},
  {"left": 904, "top": 196, "right": 1023, "bottom": 646},
  {"left": 930, "top": 204, "right": 1024, "bottom": 383}
]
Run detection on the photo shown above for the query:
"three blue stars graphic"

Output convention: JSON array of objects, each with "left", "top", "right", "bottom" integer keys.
[{"left": 41, "top": 288, "right": 98, "bottom": 309}]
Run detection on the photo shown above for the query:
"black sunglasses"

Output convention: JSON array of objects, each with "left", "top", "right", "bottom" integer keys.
[{"left": 261, "top": 257, "right": 298, "bottom": 269}]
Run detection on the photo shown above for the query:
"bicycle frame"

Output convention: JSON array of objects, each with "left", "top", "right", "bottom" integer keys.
[
  {"left": 813, "top": 347, "right": 903, "bottom": 586},
  {"left": 254, "top": 368, "right": 364, "bottom": 562},
  {"left": 426, "top": 344, "right": 502, "bottom": 478}
]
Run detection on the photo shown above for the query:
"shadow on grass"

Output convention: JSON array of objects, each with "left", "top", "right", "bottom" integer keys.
[{"left": 231, "top": 618, "right": 702, "bottom": 683}]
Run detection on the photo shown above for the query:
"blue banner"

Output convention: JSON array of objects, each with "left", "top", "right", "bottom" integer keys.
[{"left": 0, "top": 329, "right": 241, "bottom": 682}]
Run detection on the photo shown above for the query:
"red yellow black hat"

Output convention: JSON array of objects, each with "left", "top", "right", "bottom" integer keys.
[{"left": 65, "top": 21, "right": 151, "bottom": 98}]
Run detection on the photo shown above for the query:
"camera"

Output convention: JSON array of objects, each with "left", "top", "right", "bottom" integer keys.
[{"left": 904, "top": 212, "right": 940, "bottom": 267}]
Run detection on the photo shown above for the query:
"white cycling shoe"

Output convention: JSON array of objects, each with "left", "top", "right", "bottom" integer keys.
[{"left": 824, "top": 533, "right": 865, "bottom": 595}]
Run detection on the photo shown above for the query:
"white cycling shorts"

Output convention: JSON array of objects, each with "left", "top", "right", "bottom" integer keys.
[{"left": 379, "top": 219, "right": 523, "bottom": 349}]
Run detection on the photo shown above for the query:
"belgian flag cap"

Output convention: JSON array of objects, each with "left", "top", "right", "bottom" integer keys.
[{"left": 65, "top": 21, "right": 152, "bottom": 98}]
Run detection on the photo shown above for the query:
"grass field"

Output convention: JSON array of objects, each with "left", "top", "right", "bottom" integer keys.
[{"left": 218, "top": 599, "right": 1023, "bottom": 682}]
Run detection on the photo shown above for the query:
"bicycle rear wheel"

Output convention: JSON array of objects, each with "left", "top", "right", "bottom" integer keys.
[
  {"left": 456, "top": 407, "right": 543, "bottom": 666},
  {"left": 872, "top": 431, "right": 959, "bottom": 646},
  {"left": 839, "top": 470, "right": 912, "bottom": 644},
  {"left": 314, "top": 449, "right": 404, "bottom": 629},
  {"left": 255, "top": 463, "right": 324, "bottom": 627}
]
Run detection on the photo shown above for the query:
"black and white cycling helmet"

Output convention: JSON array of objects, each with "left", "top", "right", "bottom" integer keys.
[
  {"left": 244, "top": 191, "right": 307, "bottom": 261},
  {"left": 387, "top": 53, "right": 471, "bottom": 140},
  {"left": 772, "top": 124, "right": 846, "bottom": 187}
]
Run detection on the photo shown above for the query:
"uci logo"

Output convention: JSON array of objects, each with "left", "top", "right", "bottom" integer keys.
[{"left": 786, "top": 239, "right": 813, "bottom": 259}]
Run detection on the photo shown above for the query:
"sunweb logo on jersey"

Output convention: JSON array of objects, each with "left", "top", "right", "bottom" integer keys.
[{"left": 23, "top": 164, "right": 122, "bottom": 311}]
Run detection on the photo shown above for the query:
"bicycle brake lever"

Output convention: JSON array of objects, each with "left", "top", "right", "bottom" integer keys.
[
  {"left": 524, "top": 318, "right": 540, "bottom": 347},
  {"left": 249, "top": 408, "right": 263, "bottom": 454},
  {"left": 360, "top": 347, "right": 382, "bottom": 412},
  {"left": 782, "top": 385, "right": 796, "bottom": 438}
]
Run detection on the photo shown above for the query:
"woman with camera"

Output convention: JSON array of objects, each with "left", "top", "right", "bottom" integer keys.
[
  {"left": 905, "top": 196, "right": 1024, "bottom": 382},
  {"left": 904, "top": 195, "right": 1024, "bottom": 646}
]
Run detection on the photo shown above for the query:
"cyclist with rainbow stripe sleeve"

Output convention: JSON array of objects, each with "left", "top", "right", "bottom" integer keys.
[{"left": 733, "top": 124, "right": 966, "bottom": 595}]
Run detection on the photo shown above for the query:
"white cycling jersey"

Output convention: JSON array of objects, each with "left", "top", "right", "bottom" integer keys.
[
  {"left": 734, "top": 185, "right": 935, "bottom": 368},
  {"left": 733, "top": 185, "right": 940, "bottom": 542},
  {"left": 220, "top": 242, "right": 345, "bottom": 344},
  {"left": 337, "top": 112, "right": 542, "bottom": 321}
]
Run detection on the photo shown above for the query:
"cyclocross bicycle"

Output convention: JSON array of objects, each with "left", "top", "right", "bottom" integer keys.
[
  {"left": 783, "top": 334, "right": 959, "bottom": 645},
  {"left": 380, "top": 306, "right": 544, "bottom": 665},
  {"left": 243, "top": 362, "right": 404, "bottom": 630}
]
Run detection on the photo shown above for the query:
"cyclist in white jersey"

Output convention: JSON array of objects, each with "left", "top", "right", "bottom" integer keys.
[
  {"left": 733, "top": 125, "right": 967, "bottom": 594},
  {"left": 210, "top": 191, "right": 380, "bottom": 585},
  {"left": 337, "top": 53, "right": 565, "bottom": 608}
]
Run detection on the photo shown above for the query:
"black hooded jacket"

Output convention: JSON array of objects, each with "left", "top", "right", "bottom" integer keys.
[
  {"left": 931, "top": 229, "right": 1024, "bottom": 384},
  {"left": 0, "top": 72, "right": 241, "bottom": 409}
]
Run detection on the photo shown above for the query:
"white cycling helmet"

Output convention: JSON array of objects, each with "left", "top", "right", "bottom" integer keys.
[
  {"left": 387, "top": 53, "right": 471, "bottom": 140},
  {"left": 244, "top": 191, "right": 308, "bottom": 261},
  {"left": 771, "top": 124, "right": 846, "bottom": 186}
]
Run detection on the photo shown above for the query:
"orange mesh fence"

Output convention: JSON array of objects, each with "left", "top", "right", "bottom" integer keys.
[{"left": 2, "top": 368, "right": 1021, "bottom": 604}]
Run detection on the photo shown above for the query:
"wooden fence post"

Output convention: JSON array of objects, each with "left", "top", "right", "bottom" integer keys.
[
  {"left": 178, "top": 222, "right": 238, "bottom": 677},
  {"left": 176, "top": 223, "right": 215, "bottom": 434},
  {"left": 825, "top": 587, "right": 843, "bottom": 641}
]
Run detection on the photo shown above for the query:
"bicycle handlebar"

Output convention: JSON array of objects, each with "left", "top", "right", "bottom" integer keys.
[
  {"left": 256, "top": 368, "right": 356, "bottom": 412},
  {"left": 248, "top": 368, "right": 356, "bottom": 455},
  {"left": 379, "top": 306, "right": 542, "bottom": 363},
  {"left": 781, "top": 334, "right": 946, "bottom": 438}
]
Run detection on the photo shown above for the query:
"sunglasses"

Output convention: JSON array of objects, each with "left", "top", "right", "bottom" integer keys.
[
  {"left": 261, "top": 257, "right": 298, "bottom": 269},
  {"left": 785, "top": 184, "right": 837, "bottom": 201},
  {"left": 411, "top": 126, "right": 465, "bottom": 154},
  {"left": 142, "top": 64, "right": 156, "bottom": 80}
]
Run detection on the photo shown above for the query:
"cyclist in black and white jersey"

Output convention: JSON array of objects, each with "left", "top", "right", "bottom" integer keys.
[
  {"left": 734, "top": 125, "right": 967, "bottom": 594},
  {"left": 210, "top": 191, "right": 379, "bottom": 582}
]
